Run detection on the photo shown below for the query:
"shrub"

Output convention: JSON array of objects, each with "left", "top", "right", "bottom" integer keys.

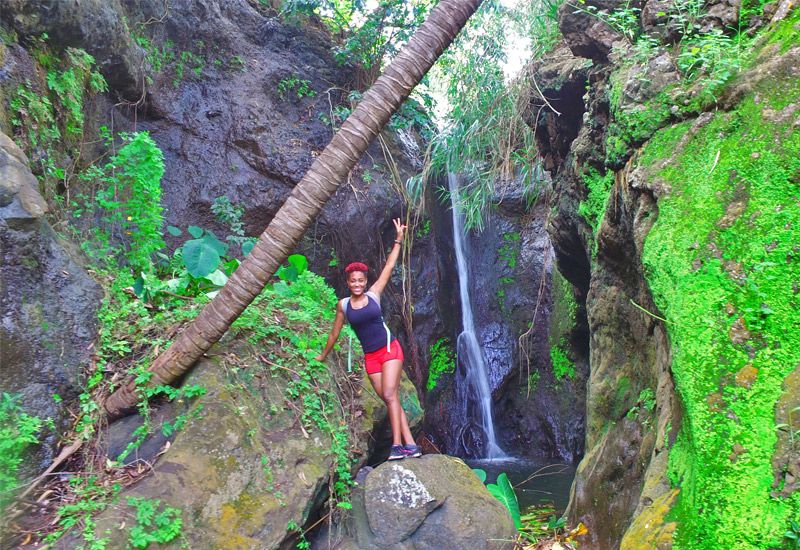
[{"left": 0, "top": 393, "right": 42, "bottom": 509}]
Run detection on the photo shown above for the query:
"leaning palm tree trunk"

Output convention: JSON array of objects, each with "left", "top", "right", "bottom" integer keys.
[{"left": 103, "top": 0, "right": 485, "bottom": 418}]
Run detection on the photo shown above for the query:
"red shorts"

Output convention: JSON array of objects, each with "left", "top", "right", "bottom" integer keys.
[{"left": 364, "top": 340, "right": 404, "bottom": 375}]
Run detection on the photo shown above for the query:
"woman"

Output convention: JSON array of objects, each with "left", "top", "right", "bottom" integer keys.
[{"left": 315, "top": 218, "right": 421, "bottom": 461}]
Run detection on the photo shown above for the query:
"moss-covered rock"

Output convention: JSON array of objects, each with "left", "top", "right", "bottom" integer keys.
[
  {"left": 620, "top": 488, "right": 679, "bottom": 550},
  {"left": 86, "top": 333, "right": 418, "bottom": 549},
  {"left": 638, "top": 35, "right": 800, "bottom": 547}
]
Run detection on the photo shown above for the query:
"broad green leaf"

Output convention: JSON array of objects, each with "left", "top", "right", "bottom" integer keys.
[
  {"left": 132, "top": 275, "right": 145, "bottom": 297},
  {"left": 202, "top": 231, "right": 229, "bottom": 257},
  {"left": 187, "top": 225, "right": 204, "bottom": 238},
  {"left": 277, "top": 265, "right": 299, "bottom": 282},
  {"left": 167, "top": 225, "right": 182, "bottom": 236},
  {"left": 472, "top": 468, "right": 487, "bottom": 483},
  {"left": 242, "top": 241, "right": 255, "bottom": 256},
  {"left": 222, "top": 258, "right": 240, "bottom": 275},
  {"left": 183, "top": 238, "right": 221, "bottom": 278},
  {"left": 205, "top": 269, "right": 228, "bottom": 287},
  {"left": 486, "top": 473, "right": 521, "bottom": 528},
  {"left": 287, "top": 254, "right": 308, "bottom": 275}
]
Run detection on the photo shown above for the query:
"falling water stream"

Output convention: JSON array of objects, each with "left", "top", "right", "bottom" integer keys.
[{"left": 448, "top": 173, "right": 504, "bottom": 459}]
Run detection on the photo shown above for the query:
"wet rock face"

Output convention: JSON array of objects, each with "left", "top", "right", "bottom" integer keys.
[
  {"left": 421, "top": 178, "right": 586, "bottom": 461},
  {"left": 470, "top": 198, "right": 582, "bottom": 461},
  {"left": 1, "top": 0, "right": 145, "bottom": 99},
  {"left": 0, "top": 133, "right": 101, "bottom": 473}
]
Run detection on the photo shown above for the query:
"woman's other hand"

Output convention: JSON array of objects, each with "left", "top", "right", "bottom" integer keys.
[
  {"left": 393, "top": 218, "right": 407, "bottom": 242},
  {"left": 314, "top": 353, "right": 326, "bottom": 362}
]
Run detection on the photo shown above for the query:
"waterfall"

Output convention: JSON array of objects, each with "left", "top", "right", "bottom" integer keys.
[{"left": 448, "top": 173, "right": 504, "bottom": 459}]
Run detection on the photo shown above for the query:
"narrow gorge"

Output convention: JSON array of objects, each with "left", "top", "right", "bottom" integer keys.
[{"left": 1, "top": 0, "right": 798, "bottom": 548}]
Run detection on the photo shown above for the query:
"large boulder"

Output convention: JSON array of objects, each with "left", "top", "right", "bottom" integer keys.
[
  {"left": 75, "top": 336, "right": 422, "bottom": 549},
  {"left": 332, "top": 455, "right": 517, "bottom": 549},
  {"left": 0, "top": 132, "right": 101, "bottom": 476}
]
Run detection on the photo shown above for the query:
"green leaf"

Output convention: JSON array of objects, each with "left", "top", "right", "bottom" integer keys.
[
  {"left": 167, "top": 225, "right": 182, "bottom": 236},
  {"left": 277, "top": 265, "right": 299, "bottom": 282},
  {"left": 222, "top": 258, "right": 240, "bottom": 276},
  {"left": 242, "top": 241, "right": 255, "bottom": 256},
  {"left": 287, "top": 254, "right": 308, "bottom": 275},
  {"left": 472, "top": 468, "right": 487, "bottom": 483},
  {"left": 486, "top": 473, "right": 521, "bottom": 528},
  {"left": 547, "top": 515, "right": 566, "bottom": 530},
  {"left": 205, "top": 269, "right": 228, "bottom": 287},
  {"left": 201, "top": 231, "right": 229, "bottom": 257},
  {"left": 132, "top": 275, "right": 145, "bottom": 297},
  {"left": 182, "top": 238, "right": 221, "bottom": 278},
  {"left": 187, "top": 225, "right": 204, "bottom": 238}
]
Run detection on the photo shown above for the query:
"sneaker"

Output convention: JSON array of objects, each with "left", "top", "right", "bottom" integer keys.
[
  {"left": 388, "top": 445, "right": 406, "bottom": 461},
  {"left": 402, "top": 444, "right": 422, "bottom": 458}
]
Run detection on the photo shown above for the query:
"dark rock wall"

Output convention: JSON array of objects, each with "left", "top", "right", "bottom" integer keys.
[
  {"left": 526, "top": 3, "right": 682, "bottom": 547},
  {"left": 1, "top": 0, "right": 429, "bottom": 372},
  {"left": 420, "top": 175, "right": 586, "bottom": 461},
  {"left": 0, "top": 133, "right": 102, "bottom": 476}
]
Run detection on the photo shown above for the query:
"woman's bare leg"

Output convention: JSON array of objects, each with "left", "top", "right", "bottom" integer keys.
[
  {"left": 368, "top": 372, "right": 414, "bottom": 445},
  {"left": 378, "top": 360, "right": 416, "bottom": 446}
]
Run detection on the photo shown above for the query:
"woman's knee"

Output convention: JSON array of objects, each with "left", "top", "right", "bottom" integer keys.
[{"left": 381, "top": 387, "right": 399, "bottom": 404}]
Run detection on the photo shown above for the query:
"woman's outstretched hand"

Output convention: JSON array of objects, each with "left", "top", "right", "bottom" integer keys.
[{"left": 393, "top": 218, "right": 407, "bottom": 242}]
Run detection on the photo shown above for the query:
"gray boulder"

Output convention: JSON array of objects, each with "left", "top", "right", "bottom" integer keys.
[{"left": 339, "top": 455, "right": 517, "bottom": 549}]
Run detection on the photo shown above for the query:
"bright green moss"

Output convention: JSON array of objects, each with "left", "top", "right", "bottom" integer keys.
[
  {"left": 550, "top": 341, "right": 575, "bottom": 381},
  {"left": 641, "top": 75, "right": 800, "bottom": 547},
  {"left": 765, "top": 7, "right": 800, "bottom": 53},
  {"left": 578, "top": 168, "right": 614, "bottom": 236},
  {"left": 605, "top": 97, "right": 674, "bottom": 166},
  {"left": 426, "top": 338, "right": 455, "bottom": 391}
]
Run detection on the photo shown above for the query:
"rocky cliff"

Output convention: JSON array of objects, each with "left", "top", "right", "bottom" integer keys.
[{"left": 529, "top": 1, "right": 800, "bottom": 547}]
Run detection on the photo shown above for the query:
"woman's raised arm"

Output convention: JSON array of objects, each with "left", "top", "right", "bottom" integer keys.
[{"left": 369, "top": 218, "right": 406, "bottom": 297}]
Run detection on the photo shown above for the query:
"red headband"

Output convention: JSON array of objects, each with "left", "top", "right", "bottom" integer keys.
[{"left": 345, "top": 262, "right": 369, "bottom": 274}]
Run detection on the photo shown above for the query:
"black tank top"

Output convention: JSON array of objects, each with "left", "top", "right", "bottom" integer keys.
[{"left": 344, "top": 292, "right": 393, "bottom": 353}]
